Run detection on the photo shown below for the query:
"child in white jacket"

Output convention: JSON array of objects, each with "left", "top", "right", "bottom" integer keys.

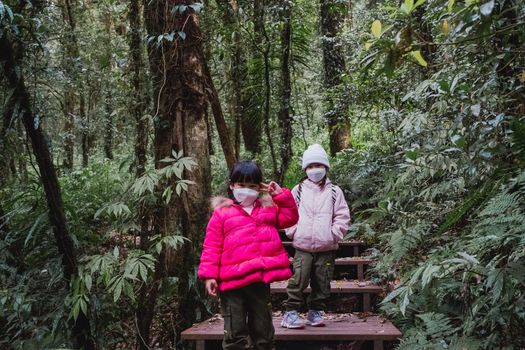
[{"left": 281, "top": 144, "right": 350, "bottom": 328}]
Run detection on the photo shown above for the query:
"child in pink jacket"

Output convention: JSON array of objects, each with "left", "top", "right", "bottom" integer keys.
[
  {"left": 198, "top": 160, "right": 298, "bottom": 350},
  {"left": 282, "top": 144, "right": 350, "bottom": 328}
]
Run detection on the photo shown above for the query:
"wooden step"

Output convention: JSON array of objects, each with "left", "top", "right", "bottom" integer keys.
[
  {"left": 282, "top": 240, "right": 366, "bottom": 247},
  {"left": 271, "top": 280, "right": 381, "bottom": 294},
  {"left": 287, "top": 257, "right": 372, "bottom": 280},
  {"left": 182, "top": 313, "right": 401, "bottom": 350},
  {"left": 335, "top": 257, "right": 373, "bottom": 280},
  {"left": 282, "top": 240, "right": 366, "bottom": 257},
  {"left": 271, "top": 280, "right": 382, "bottom": 312}
]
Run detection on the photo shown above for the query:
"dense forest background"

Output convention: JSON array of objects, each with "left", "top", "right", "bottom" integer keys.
[{"left": 1, "top": 0, "right": 524, "bottom": 349}]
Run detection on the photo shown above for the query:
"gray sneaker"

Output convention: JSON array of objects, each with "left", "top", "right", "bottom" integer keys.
[
  {"left": 281, "top": 310, "right": 305, "bottom": 329},
  {"left": 306, "top": 310, "right": 325, "bottom": 327}
]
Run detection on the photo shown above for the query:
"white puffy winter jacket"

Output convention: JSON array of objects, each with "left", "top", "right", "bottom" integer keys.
[{"left": 285, "top": 178, "right": 350, "bottom": 252}]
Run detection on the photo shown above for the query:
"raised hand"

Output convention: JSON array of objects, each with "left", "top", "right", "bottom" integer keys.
[{"left": 260, "top": 181, "right": 283, "bottom": 196}]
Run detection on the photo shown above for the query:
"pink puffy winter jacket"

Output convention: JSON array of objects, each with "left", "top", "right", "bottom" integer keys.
[{"left": 198, "top": 189, "right": 298, "bottom": 292}]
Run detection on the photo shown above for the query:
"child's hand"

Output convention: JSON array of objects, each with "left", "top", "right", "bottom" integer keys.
[
  {"left": 261, "top": 181, "right": 283, "bottom": 196},
  {"left": 205, "top": 279, "right": 218, "bottom": 296}
]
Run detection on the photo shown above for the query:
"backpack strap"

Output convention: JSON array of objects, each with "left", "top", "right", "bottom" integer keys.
[
  {"left": 296, "top": 182, "right": 303, "bottom": 208},
  {"left": 296, "top": 182, "right": 336, "bottom": 209}
]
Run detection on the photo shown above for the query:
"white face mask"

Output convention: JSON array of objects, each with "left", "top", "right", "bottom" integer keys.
[
  {"left": 306, "top": 168, "right": 326, "bottom": 183},
  {"left": 232, "top": 188, "right": 259, "bottom": 206}
]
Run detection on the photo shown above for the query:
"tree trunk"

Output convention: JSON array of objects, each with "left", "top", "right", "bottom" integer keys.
[
  {"left": 103, "top": 12, "right": 114, "bottom": 160},
  {"left": 63, "top": 89, "right": 75, "bottom": 169},
  {"left": 80, "top": 93, "right": 89, "bottom": 167},
  {"left": 104, "top": 89, "right": 114, "bottom": 160},
  {"left": 240, "top": 0, "right": 265, "bottom": 155},
  {"left": 216, "top": 0, "right": 245, "bottom": 161},
  {"left": 141, "top": 1, "right": 212, "bottom": 348},
  {"left": 0, "top": 31, "right": 94, "bottom": 350},
  {"left": 129, "top": 0, "right": 148, "bottom": 176},
  {"left": 1, "top": 77, "right": 17, "bottom": 182},
  {"left": 253, "top": 0, "right": 278, "bottom": 176},
  {"left": 320, "top": 0, "right": 351, "bottom": 156},
  {"left": 59, "top": 0, "right": 81, "bottom": 170},
  {"left": 203, "top": 59, "right": 236, "bottom": 169},
  {"left": 198, "top": 1, "right": 236, "bottom": 169},
  {"left": 278, "top": 0, "right": 293, "bottom": 183}
]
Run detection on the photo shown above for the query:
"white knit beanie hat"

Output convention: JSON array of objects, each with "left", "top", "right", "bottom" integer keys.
[{"left": 301, "top": 144, "right": 330, "bottom": 170}]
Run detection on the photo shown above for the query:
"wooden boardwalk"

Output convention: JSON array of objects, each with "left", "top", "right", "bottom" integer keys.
[
  {"left": 181, "top": 313, "right": 401, "bottom": 349},
  {"left": 182, "top": 239, "right": 401, "bottom": 349}
]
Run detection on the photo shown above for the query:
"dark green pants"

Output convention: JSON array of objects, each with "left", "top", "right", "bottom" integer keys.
[
  {"left": 285, "top": 249, "right": 336, "bottom": 311},
  {"left": 219, "top": 282, "right": 274, "bottom": 350}
]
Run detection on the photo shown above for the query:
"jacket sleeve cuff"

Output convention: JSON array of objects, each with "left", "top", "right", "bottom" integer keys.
[
  {"left": 197, "top": 267, "right": 219, "bottom": 280},
  {"left": 271, "top": 188, "right": 293, "bottom": 206}
]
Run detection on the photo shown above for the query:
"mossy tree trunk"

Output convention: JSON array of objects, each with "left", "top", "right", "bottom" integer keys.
[
  {"left": 320, "top": 0, "right": 351, "bottom": 156},
  {"left": 138, "top": 1, "right": 212, "bottom": 348}
]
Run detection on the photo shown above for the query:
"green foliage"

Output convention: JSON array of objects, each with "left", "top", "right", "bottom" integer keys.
[
  {"left": 2, "top": 0, "right": 525, "bottom": 347},
  {"left": 334, "top": 0, "right": 525, "bottom": 348},
  {"left": 0, "top": 152, "right": 194, "bottom": 347}
]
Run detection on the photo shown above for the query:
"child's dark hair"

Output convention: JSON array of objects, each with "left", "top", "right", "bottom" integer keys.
[{"left": 227, "top": 161, "right": 263, "bottom": 199}]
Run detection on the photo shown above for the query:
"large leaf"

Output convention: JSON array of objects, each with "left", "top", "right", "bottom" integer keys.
[
  {"left": 371, "top": 20, "right": 382, "bottom": 38},
  {"left": 409, "top": 50, "right": 428, "bottom": 67},
  {"left": 401, "top": 0, "right": 414, "bottom": 14},
  {"left": 479, "top": 0, "right": 494, "bottom": 16},
  {"left": 447, "top": 0, "right": 455, "bottom": 12}
]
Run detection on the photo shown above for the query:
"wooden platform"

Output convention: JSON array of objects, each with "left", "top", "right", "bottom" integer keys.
[{"left": 181, "top": 313, "right": 401, "bottom": 350}]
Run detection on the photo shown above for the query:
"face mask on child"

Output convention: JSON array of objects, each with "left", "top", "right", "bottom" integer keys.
[
  {"left": 306, "top": 168, "right": 326, "bottom": 183},
  {"left": 233, "top": 188, "right": 259, "bottom": 206}
]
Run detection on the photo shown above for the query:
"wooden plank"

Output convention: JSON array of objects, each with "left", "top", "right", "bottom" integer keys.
[
  {"left": 270, "top": 280, "right": 382, "bottom": 294},
  {"left": 335, "top": 257, "right": 373, "bottom": 266},
  {"left": 282, "top": 240, "right": 365, "bottom": 247},
  {"left": 286, "top": 257, "right": 372, "bottom": 266},
  {"left": 374, "top": 340, "right": 384, "bottom": 350},
  {"left": 196, "top": 340, "right": 205, "bottom": 350},
  {"left": 181, "top": 314, "right": 402, "bottom": 341},
  {"left": 363, "top": 293, "right": 371, "bottom": 312},
  {"left": 357, "top": 264, "right": 364, "bottom": 281}
]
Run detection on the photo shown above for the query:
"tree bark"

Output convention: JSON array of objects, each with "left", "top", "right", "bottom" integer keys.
[
  {"left": 254, "top": 0, "right": 278, "bottom": 176},
  {"left": 0, "top": 31, "right": 94, "bottom": 350},
  {"left": 103, "top": 12, "right": 114, "bottom": 160},
  {"left": 59, "top": 0, "right": 81, "bottom": 170},
  {"left": 216, "top": 0, "right": 245, "bottom": 162},
  {"left": 278, "top": 0, "right": 293, "bottom": 183},
  {"left": 320, "top": 0, "right": 351, "bottom": 156},
  {"left": 240, "top": 0, "right": 265, "bottom": 155},
  {"left": 1, "top": 76, "right": 17, "bottom": 182},
  {"left": 80, "top": 94, "right": 89, "bottom": 167},
  {"left": 63, "top": 89, "right": 75, "bottom": 169},
  {"left": 141, "top": 1, "right": 212, "bottom": 348},
  {"left": 129, "top": 0, "right": 148, "bottom": 176},
  {"left": 203, "top": 59, "right": 236, "bottom": 169}
]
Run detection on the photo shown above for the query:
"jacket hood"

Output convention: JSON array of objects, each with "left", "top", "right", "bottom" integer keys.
[{"left": 210, "top": 194, "right": 274, "bottom": 210}]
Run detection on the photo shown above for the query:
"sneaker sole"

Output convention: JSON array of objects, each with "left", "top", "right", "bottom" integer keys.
[
  {"left": 306, "top": 321, "right": 325, "bottom": 327},
  {"left": 281, "top": 323, "right": 305, "bottom": 329}
]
